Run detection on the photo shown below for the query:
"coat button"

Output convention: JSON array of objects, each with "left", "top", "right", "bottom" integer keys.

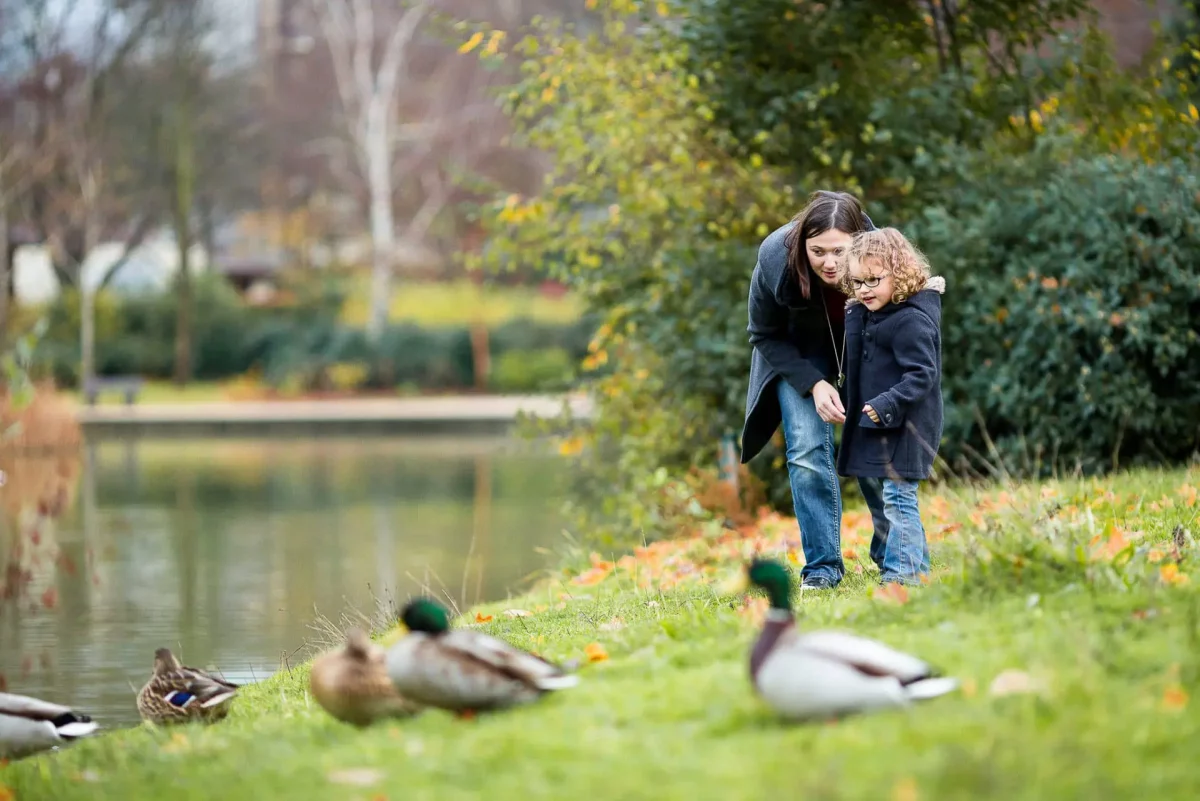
[{"left": 885, "top": 414, "right": 892, "bottom": 421}]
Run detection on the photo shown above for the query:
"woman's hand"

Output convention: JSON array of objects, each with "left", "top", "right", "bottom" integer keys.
[
  {"left": 863, "top": 404, "right": 881, "bottom": 424},
  {"left": 812, "top": 380, "right": 846, "bottom": 424}
]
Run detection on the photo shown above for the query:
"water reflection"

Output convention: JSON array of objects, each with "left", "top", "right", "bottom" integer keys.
[{"left": 0, "top": 435, "right": 565, "bottom": 728}]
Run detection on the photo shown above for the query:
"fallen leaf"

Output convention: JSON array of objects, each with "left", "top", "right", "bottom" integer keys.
[
  {"left": 988, "top": 669, "right": 1047, "bottom": 697},
  {"left": 474, "top": 612, "right": 494, "bottom": 623},
  {"left": 1159, "top": 564, "right": 1190, "bottom": 586},
  {"left": 960, "top": 677, "right": 978, "bottom": 699},
  {"left": 1162, "top": 684, "right": 1189, "bottom": 712},
  {"left": 875, "top": 583, "right": 910, "bottom": 606},
  {"left": 571, "top": 566, "right": 611, "bottom": 586},
  {"left": 1148, "top": 548, "right": 1165, "bottom": 563},
  {"left": 891, "top": 776, "right": 919, "bottom": 801},
  {"left": 502, "top": 609, "right": 531, "bottom": 618},
  {"left": 327, "top": 768, "right": 384, "bottom": 787},
  {"left": 737, "top": 596, "right": 768, "bottom": 626},
  {"left": 0, "top": 783, "right": 13, "bottom": 801},
  {"left": 161, "top": 732, "right": 191, "bottom": 754},
  {"left": 854, "top": 563, "right": 864, "bottom": 574},
  {"left": 533, "top": 604, "right": 549, "bottom": 613},
  {"left": 598, "top": 616, "right": 626, "bottom": 632},
  {"left": 842, "top": 547, "right": 858, "bottom": 561},
  {"left": 584, "top": 642, "right": 609, "bottom": 663}
]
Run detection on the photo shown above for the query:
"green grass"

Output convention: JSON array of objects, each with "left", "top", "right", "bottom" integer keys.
[
  {"left": 62, "top": 381, "right": 234, "bottom": 406},
  {"left": 341, "top": 279, "right": 582, "bottom": 327},
  {"left": 3, "top": 468, "right": 1199, "bottom": 800}
]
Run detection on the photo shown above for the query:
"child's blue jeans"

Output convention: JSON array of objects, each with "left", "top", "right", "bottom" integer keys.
[{"left": 858, "top": 477, "right": 931, "bottom": 584}]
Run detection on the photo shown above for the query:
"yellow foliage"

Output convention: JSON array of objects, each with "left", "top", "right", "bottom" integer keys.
[{"left": 458, "top": 31, "right": 484, "bottom": 54}]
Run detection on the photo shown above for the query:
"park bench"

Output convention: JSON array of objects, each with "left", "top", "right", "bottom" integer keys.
[{"left": 83, "top": 375, "right": 144, "bottom": 406}]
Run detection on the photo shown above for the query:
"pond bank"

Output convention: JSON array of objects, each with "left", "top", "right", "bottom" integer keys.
[
  {"left": 2, "top": 468, "right": 1198, "bottom": 800},
  {"left": 75, "top": 393, "right": 594, "bottom": 438}
]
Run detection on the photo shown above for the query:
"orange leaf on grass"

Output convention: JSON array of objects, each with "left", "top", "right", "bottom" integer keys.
[
  {"left": 0, "top": 783, "right": 14, "bottom": 801},
  {"left": 1163, "top": 684, "right": 1189, "bottom": 711},
  {"left": 737, "top": 596, "right": 768, "bottom": 626},
  {"left": 571, "top": 566, "right": 612, "bottom": 586},
  {"left": 584, "top": 643, "right": 609, "bottom": 663},
  {"left": 474, "top": 612, "right": 494, "bottom": 623},
  {"left": 1160, "top": 564, "right": 1190, "bottom": 586},
  {"left": 891, "top": 776, "right": 919, "bottom": 801},
  {"left": 875, "top": 583, "right": 910, "bottom": 606}
]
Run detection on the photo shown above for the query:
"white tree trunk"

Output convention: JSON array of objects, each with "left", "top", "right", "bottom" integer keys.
[
  {"left": 0, "top": 183, "right": 9, "bottom": 350},
  {"left": 364, "top": 96, "right": 395, "bottom": 343}
]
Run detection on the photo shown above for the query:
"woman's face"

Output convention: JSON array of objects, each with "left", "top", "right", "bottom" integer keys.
[{"left": 806, "top": 228, "right": 853, "bottom": 288}]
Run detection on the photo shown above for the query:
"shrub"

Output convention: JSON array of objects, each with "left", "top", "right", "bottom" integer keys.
[
  {"left": 912, "top": 154, "right": 1200, "bottom": 475},
  {"left": 28, "top": 281, "right": 590, "bottom": 395},
  {"left": 491, "top": 347, "right": 574, "bottom": 393}
]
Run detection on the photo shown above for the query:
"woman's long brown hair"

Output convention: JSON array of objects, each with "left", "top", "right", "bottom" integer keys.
[{"left": 782, "top": 190, "right": 870, "bottom": 299}]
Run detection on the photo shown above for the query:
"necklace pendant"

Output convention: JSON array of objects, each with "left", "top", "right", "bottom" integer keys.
[{"left": 837, "top": 372, "right": 845, "bottom": 389}]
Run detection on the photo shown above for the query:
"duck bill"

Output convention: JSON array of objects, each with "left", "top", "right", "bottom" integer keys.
[{"left": 717, "top": 571, "right": 750, "bottom": 596}]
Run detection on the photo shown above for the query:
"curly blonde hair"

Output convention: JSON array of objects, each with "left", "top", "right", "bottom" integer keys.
[{"left": 841, "top": 227, "right": 932, "bottom": 304}]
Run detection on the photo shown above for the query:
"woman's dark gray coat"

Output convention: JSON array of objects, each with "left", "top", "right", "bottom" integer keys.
[{"left": 739, "top": 221, "right": 850, "bottom": 464}]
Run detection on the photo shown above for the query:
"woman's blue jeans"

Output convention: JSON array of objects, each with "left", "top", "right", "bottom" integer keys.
[{"left": 776, "top": 378, "right": 844, "bottom": 586}]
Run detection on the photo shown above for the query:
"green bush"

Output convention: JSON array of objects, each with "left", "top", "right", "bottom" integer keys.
[
  {"left": 30, "top": 281, "right": 590, "bottom": 395},
  {"left": 491, "top": 347, "right": 575, "bottom": 393},
  {"left": 911, "top": 154, "right": 1200, "bottom": 475}
]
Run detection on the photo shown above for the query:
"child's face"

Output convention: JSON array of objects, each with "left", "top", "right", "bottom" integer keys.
[{"left": 850, "top": 256, "right": 895, "bottom": 311}]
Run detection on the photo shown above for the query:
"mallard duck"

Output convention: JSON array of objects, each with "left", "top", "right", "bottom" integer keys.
[
  {"left": 729, "top": 558, "right": 959, "bottom": 722},
  {"left": 384, "top": 597, "right": 579, "bottom": 716},
  {"left": 136, "top": 647, "right": 239, "bottom": 725},
  {"left": 310, "top": 627, "right": 423, "bottom": 726},
  {"left": 0, "top": 692, "right": 100, "bottom": 760}
]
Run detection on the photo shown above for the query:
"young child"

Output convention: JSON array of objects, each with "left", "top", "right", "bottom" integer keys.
[{"left": 836, "top": 228, "right": 945, "bottom": 586}]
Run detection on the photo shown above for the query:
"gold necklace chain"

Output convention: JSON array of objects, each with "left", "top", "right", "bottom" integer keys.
[{"left": 822, "top": 293, "right": 846, "bottom": 389}]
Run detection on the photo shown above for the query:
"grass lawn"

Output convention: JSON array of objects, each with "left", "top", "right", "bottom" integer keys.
[
  {"left": 3, "top": 468, "right": 1198, "bottom": 800},
  {"left": 61, "top": 380, "right": 235, "bottom": 406},
  {"left": 340, "top": 279, "right": 582, "bottom": 327}
]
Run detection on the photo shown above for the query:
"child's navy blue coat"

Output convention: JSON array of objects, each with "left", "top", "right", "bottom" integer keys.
[{"left": 837, "top": 277, "right": 945, "bottom": 481}]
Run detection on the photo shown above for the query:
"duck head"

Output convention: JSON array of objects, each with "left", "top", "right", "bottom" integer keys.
[
  {"left": 153, "top": 647, "right": 182, "bottom": 674},
  {"left": 720, "top": 558, "right": 796, "bottom": 612},
  {"left": 343, "top": 628, "right": 374, "bottom": 660},
  {"left": 399, "top": 597, "right": 451, "bottom": 636},
  {"left": 746, "top": 559, "right": 794, "bottom": 612}
]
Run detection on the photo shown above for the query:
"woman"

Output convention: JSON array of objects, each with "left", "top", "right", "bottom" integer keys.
[{"left": 739, "top": 190, "right": 878, "bottom": 591}]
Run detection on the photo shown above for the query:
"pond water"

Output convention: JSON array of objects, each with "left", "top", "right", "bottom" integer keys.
[{"left": 0, "top": 435, "right": 566, "bottom": 729}]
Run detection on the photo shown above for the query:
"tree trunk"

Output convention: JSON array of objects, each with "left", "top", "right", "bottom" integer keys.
[
  {"left": 79, "top": 192, "right": 102, "bottom": 393},
  {"left": 0, "top": 185, "right": 9, "bottom": 353},
  {"left": 172, "top": 98, "right": 196, "bottom": 386},
  {"left": 365, "top": 99, "right": 395, "bottom": 344}
]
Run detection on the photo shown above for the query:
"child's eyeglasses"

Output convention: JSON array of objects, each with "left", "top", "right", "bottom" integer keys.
[{"left": 850, "top": 275, "right": 885, "bottom": 290}]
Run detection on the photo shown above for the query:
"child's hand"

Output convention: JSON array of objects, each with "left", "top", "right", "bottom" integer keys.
[{"left": 863, "top": 404, "right": 881, "bottom": 424}]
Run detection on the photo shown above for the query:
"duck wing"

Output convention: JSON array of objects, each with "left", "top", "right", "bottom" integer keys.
[
  {"left": 440, "top": 630, "right": 579, "bottom": 691},
  {"left": 163, "top": 667, "right": 239, "bottom": 708},
  {"left": 0, "top": 692, "right": 91, "bottom": 723},
  {"left": 0, "top": 692, "right": 98, "bottom": 737},
  {"left": 793, "top": 630, "right": 935, "bottom": 684}
]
